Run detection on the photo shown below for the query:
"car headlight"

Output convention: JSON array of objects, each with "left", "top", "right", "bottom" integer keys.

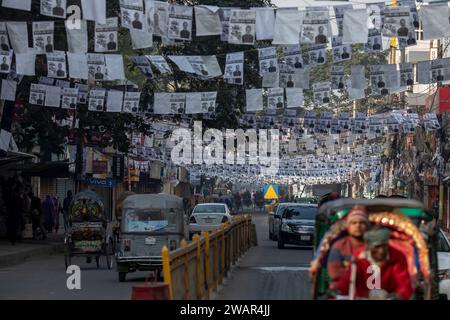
[
  {"left": 281, "top": 223, "right": 292, "bottom": 232},
  {"left": 438, "top": 269, "right": 450, "bottom": 281}
]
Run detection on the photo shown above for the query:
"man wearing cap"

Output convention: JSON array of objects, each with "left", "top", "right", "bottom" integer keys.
[
  {"left": 327, "top": 205, "right": 369, "bottom": 286},
  {"left": 335, "top": 228, "right": 413, "bottom": 300}
]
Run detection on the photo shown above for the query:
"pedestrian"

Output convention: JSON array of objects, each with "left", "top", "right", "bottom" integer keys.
[
  {"left": 42, "top": 195, "right": 56, "bottom": 233},
  {"left": 53, "top": 196, "right": 61, "bottom": 233},
  {"left": 62, "top": 190, "right": 73, "bottom": 231},
  {"left": 6, "top": 187, "right": 23, "bottom": 245},
  {"left": 29, "top": 192, "right": 46, "bottom": 240}
]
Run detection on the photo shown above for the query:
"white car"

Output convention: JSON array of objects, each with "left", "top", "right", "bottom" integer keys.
[
  {"left": 438, "top": 229, "right": 450, "bottom": 299},
  {"left": 189, "top": 203, "right": 231, "bottom": 237}
]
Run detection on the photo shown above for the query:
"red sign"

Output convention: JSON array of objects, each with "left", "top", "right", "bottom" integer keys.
[
  {"left": 439, "top": 87, "right": 450, "bottom": 113},
  {"left": 92, "top": 160, "right": 108, "bottom": 174}
]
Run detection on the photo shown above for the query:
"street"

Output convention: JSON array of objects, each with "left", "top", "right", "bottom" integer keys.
[{"left": 0, "top": 212, "right": 312, "bottom": 300}]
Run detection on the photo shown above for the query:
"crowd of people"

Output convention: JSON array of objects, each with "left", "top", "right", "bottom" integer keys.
[{"left": 0, "top": 176, "right": 73, "bottom": 245}]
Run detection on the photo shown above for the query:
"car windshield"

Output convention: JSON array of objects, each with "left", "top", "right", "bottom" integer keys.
[
  {"left": 437, "top": 231, "right": 450, "bottom": 252},
  {"left": 193, "top": 205, "right": 226, "bottom": 214},
  {"left": 123, "top": 209, "right": 177, "bottom": 233},
  {"left": 283, "top": 206, "right": 317, "bottom": 220}
]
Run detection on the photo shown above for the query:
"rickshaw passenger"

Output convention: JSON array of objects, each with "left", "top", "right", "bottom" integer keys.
[
  {"left": 327, "top": 205, "right": 369, "bottom": 286},
  {"left": 335, "top": 228, "right": 414, "bottom": 300}
]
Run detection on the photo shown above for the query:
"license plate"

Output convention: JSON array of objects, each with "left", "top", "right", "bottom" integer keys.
[
  {"left": 301, "top": 235, "right": 310, "bottom": 241},
  {"left": 204, "top": 218, "right": 214, "bottom": 224},
  {"left": 145, "top": 237, "right": 156, "bottom": 245}
]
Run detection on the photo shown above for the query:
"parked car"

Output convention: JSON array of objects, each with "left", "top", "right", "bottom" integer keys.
[
  {"left": 438, "top": 229, "right": 450, "bottom": 299},
  {"left": 274, "top": 203, "right": 317, "bottom": 249},
  {"left": 189, "top": 203, "right": 231, "bottom": 238}
]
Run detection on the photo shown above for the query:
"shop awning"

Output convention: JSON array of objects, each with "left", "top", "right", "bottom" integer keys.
[
  {"left": 19, "top": 161, "right": 72, "bottom": 178},
  {"left": 0, "top": 150, "right": 36, "bottom": 166}
]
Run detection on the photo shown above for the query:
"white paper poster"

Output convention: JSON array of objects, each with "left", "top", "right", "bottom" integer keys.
[
  {"left": 0, "top": 23, "right": 9, "bottom": 52},
  {"left": 154, "top": 92, "right": 186, "bottom": 114},
  {"left": 382, "top": 6, "right": 414, "bottom": 47},
  {"left": 132, "top": 56, "right": 154, "bottom": 79},
  {"left": 279, "top": 65, "right": 307, "bottom": 89},
  {"left": 369, "top": 65, "right": 389, "bottom": 96},
  {"left": 130, "top": 29, "right": 153, "bottom": 49},
  {"left": 75, "top": 83, "right": 88, "bottom": 104},
  {"left": 351, "top": 65, "right": 366, "bottom": 90},
  {"left": 66, "top": 20, "right": 88, "bottom": 53},
  {"left": 195, "top": 6, "right": 221, "bottom": 36},
  {"left": 253, "top": 7, "right": 275, "bottom": 41},
  {"left": 228, "top": 10, "right": 256, "bottom": 45},
  {"left": 29, "top": 84, "right": 46, "bottom": 106},
  {"left": 61, "top": 88, "right": 79, "bottom": 109},
  {"left": 153, "top": 1, "right": 169, "bottom": 37},
  {"left": 88, "top": 89, "right": 107, "bottom": 111},
  {"left": 331, "top": 66, "right": 345, "bottom": 90},
  {"left": 87, "top": 54, "right": 106, "bottom": 81},
  {"left": 331, "top": 36, "right": 351, "bottom": 63},
  {"left": 224, "top": 52, "right": 244, "bottom": 85},
  {"left": 218, "top": 8, "right": 232, "bottom": 42},
  {"left": 400, "top": 63, "right": 414, "bottom": 87},
  {"left": 105, "top": 90, "right": 124, "bottom": 112},
  {"left": 343, "top": 9, "right": 368, "bottom": 44},
  {"left": 333, "top": 5, "right": 353, "bottom": 36},
  {"left": 366, "top": 2, "right": 385, "bottom": 31},
  {"left": 313, "top": 82, "right": 331, "bottom": 105},
  {"left": 67, "top": 53, "right": 88, "bottom": 79},
  {"left": 262, "top": 71, "right": 279, "bottom": 88},
  {"left": 15, "top": 52, "right": 36, "bottom": 76},
  {"left": 246, "top": 89, "right": 263, "bottom": 112},
  {"left": 168, "top": 4, "right": 193, "bottom": 41},
  {"left": 305, "top": 44, "right": 326, "bottom": 66},
  {"left": 186, "top": 92, "right": 217, "bottom": 114},
  {"left": 365, "top": 29, "right": 383, "bottom": 52},
  {"left": 46, "top": 51, "right": 66, "bottom": 78},
  {"left": 0, "top": 79, "right": 17, "bottom": 101},
  {"left": 2, "top": 0, "right": 31, "bottom": 11},
  {"left": 267, "top": 88, "right": 284, "bottom": 109},
  {"left": 6, "top": 22, "right": 28, "bottom": 54},
  {"left": 301, "top": 8, "right": 329, "bottom": 44},
  {"left": 259, "top": 47, "right": 278, "bottom": 76},
  {"left": 105, "top": 54, "right": 125, "bottom": 80},
  {"left": 0, "top": 50, "right": 12, "bottom": 74},
  {"left": 45, "top": 85, "right": 61, "bottom": 107},
  {"left": 95, "top": 18, "right": 119, "bottom": 52},
  {"left": 41, "top": 0, "right": 67, "bottom": 18},
  {"left": 33, "top": 22, "right": 54, "bottom": 54},
  {"left": 424, "top": 113, "right": 440, "bottom": 132},
  {"left": 421, "top": 4, "right": 450, "bottom": 40},
  {"left": 123, "top": 92, "right": 141, "bottom": 113},
  {"left": 120, "top": 0, "right": 145, "bottom": 30},
  {"left": 81, "top": 0, "right": 107, "bottom": 24},
  {"left": 283, "top": 45, "right": 303, "bottom": 69},
  {"left": 147, "top": 55, "right": 172, "bottom": 74},
  {"left": 286, "top": 88, "right": 304, "bottom": 108},
  {"left": 272, "top": 8, "right": 301, "bottom": 45}
]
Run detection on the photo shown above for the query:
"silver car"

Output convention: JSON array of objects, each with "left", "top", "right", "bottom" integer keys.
[{"left": 189, "top": 203, "right": 231, "bottom": 237}]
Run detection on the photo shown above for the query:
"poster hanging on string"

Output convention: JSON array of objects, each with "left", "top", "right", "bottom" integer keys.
[
  {"left": 305, "top": 44, "right": 326, "bottom": 66},
  {"left": 87, "top": 54, "right": 107, "bottom": 81},
  {"left": 40, "top": 0, "right": 66, "bottom": 19},
  {"left": 283, "top": 45, "right": 303, "bottom": 69},
  {"left": 61, "top": 87, "right": 78, "bottom": 109},
  {"left": 369, "top": 65, "right": 389, "bottom": 96},
  {"left": 286, "top": 88, "right": 304, "bottom": 108},
  {"left": 65, "top": 20, "right": 88, "bottom": 54},
  {"left": 366, "top": 2, "right": 385, "bottom": 31},
  {"left": 75, "top": 83, "right": 88, "bottom": 104},
  {"left": 0, "top": 50, "right": 12, "bottom": 74},
  {"left": 267, "top": 88, "right": 284, "bottom": 109},
  {"left": 365, "top": 29, "right": 382, "bottom": 52},
  {"left": 400, "top": 63, "right": 414, "bottom": 86},
  {"left": 0, "top": 23, "right": 10, "bottom": 51},
  {"left": 228, "top": 10, "right": 256, "bottom": 45},
  {"left": 194, "top": 5, "right": 221, "bottom": 37},
  {"left": 331, "top": 66, "right": 345, "bottom": 90},
  {"left": 382, "top": 6, "right": 414, "bottom": 48},
  {"left": 301, "top": 8, "right": 329, "bottom": 44},
  {"left": 106, "top": 90, "right": 124, "bottom": 112},
  {"left": 168, "top": 4, "right": 193, "bottom": 41},
  {"left": 153, "top": 1, "right": 169, "bottom": 37},
  {"left": 313, "top": 82, "right": 331, "bottom": 105},
  {"left": 147, "top": 55, "right": 172, "bottom": 74},
  {"left": 45, "top": 85, "right": 61, "bottom": 108},
  {"left": 331, "top": 36, "right": 351, "bottom": 63},
  {"left": 95, "top": 18, "right": 119, "bottom": 52},
  {"left": 245, "top": 89, "right": 263, "bottom": 112},
  {"left": 258, "top": 47, "right": 278, "bottom": 76},
  {"left": 272, "top": 8, "right": 302, "bottom": 45},
  {"left": 33, "top": 21, "right": 54, "bottom": 54},
  {"left": 132, "top": 56, "right": 154, "bottom": 79},
  {"left": 154, "top": 92, "right": 186, "bottom": 114},
  {"left": 120, "top": 0, "right": 145, "bottom": 30},
  {"left": 224, "top": 52, "right": 244, "bottom": 85},
  {"left": 123, "top": 92, "right": 141, "bottom": 113},
  {"left": 218, "top": 7, "right": 233, "bottom": 42},
  {"left": 29, "top": 84, "right": 46, "bottom": 106},
  {"left": 46, "top": 51, "right": 66, "bottom": 78},
  {"left": 88, "top": 89, "right": 106, "bottom": 112},
  {"left": 185, "top": 92, "right": 217, "bottom": 114}
]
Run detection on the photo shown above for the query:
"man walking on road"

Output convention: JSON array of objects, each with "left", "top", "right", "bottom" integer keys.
[
  {"left": 28, "top": 192, "right": 46, "bottom": 240},
  {"left": 62, "top": 190, "right": 73, "bottom": 231}
]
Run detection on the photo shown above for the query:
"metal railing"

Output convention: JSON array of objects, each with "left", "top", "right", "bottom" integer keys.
[{"left": 161, "top": 215, "right": 257, "bottom": 300}]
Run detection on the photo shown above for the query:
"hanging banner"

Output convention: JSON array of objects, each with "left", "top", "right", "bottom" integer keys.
[
  {"left": 29, "top": 84, "right": 47, "bottom": 106},
  {"left": 45, "top": 85, "right": 61, "bottom": 108},
  {"left": 154, "top": 92, "right": 186, "bottom": 114},
  {"left": 253, "top": 7, "right": 275, "bottom": 41},
  {"left": 313, "top": 82, "right": 331, "bottom": 105},
  {"left": 301, "top": 8, "right": 329, "bottom": 44},
  {"left": 331, "top": 36, "right": 351, "bottom": 63},
  {"left": 46, "top": 51, "right": 66, "bottom": 78},
  {"left": 123, "top": 92, "right": 141, "bottom": 113},
  {"left": 283, "top": 44, "right": 303, "bottom": 69},
  {"left": 132, "top": 56, "right": 154, "bottom": 79},
  {"left": 67, "top": 52, "right": 88, "bottom": 79},
  {"left": 342, "top": 8, "right": 368, "bottom": 44},
  {"left": 218, "top": 7, "right": 233, "bottom": 42},
  {"left": 185, "top": 92, "right": 217, "bottom": 114},
  {"left": 33, "top": 21, "right": 54, "bottom": 54},
  {"left": 195, "top": 5, "right": 222, "bottom": 36},
  {"left": 305, "top": 44, "right": 327, "bottom": 66},
  {"left": 351, "top": 65, "right": 366, "bottom": 90},
  {"left": 61, "top": 87, "right": 78, "bottom": 109},
  {"left": 258, "top": 46, "right": 278, "bottom": 76},
  {"left": 120, "top": 0, "right": 145, "bottom": 30},
  {"left": 147, "top": 55, "right": 172, "bottom": 74},
  {"left": 267, "top": 88, "right": 284, "bottom": 109},
  {"left": 366, "top": 2, "right": 385, "bottom": 31},
  {"left": 41, "top": 0, "right": 67, "bottom": 19},
  {"left": 224, "top": 52, "right": 244, "bottom": 85},
  {"left": 228, "top": 9, "right": 256, "bottom": 45},
  {"left": 382, "top": 6, "right": 413, "bottom": 47},
  {"left": 6, "top": 22, "right": 28, "bottom": 54},
  {"left": 331, "top": 66, "right": 345, "bottom": 90},
  {"left": 106, "top": 90, "right": 124, "bottom": 112},
  {"left": 333, "top": 5, "right": 352, "bottom": 36},
  {"left": 81, "top": 0, "right": 107, "bottom": 24},
  {"left": 88, "top": 89, "right": 106, "bottom": 112},
  {"left": 87, "top": 54, "right": 107, "bottom": 81},
  {"left": 272, "top": 8, "right": 302, "bottom": 45},
  {"left": 95, "top": 18, "right": 119, "bottom": 52},
  {"left": 369, "top": 65, "right": 389, "bottom": 96},
  {"left": 168, "top": 4, "right": 193, "bottom": 41},
  {"left": 286, "top": 88, "right": 304, "bottom": 108},
  {"left": 66, "top": 20, "right": 88, "bottom": 53},
  {"left": 400, "top": 63, "right": 414, "bottom": 87},
  {"left": 75, "top": 83, "right": 88, "bottom": 104},
  {"left": 246, "top": 89, "right": 263, "bottom": 112},
  {"left": 153, "top": 1, "right": 169, "bottom": 37},
  {"left": 365, "top": 29, "right": 383, "bottom": 53}
]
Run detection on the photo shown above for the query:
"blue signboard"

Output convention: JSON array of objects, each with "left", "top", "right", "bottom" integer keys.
[{"left": 84, "top": 178, "right": 116, "bottom": 188}]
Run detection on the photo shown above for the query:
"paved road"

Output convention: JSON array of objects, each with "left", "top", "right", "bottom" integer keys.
[
  {"left": 0, "top": 211, "right": 312, "bottom": 300},
  {"left": 216, "top": 212, "right": 313, "bottom": 300}
]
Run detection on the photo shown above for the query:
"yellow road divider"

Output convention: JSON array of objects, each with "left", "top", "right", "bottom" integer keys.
[{"left": 161, "top": 215, "right": 257, "bottom": 300}]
